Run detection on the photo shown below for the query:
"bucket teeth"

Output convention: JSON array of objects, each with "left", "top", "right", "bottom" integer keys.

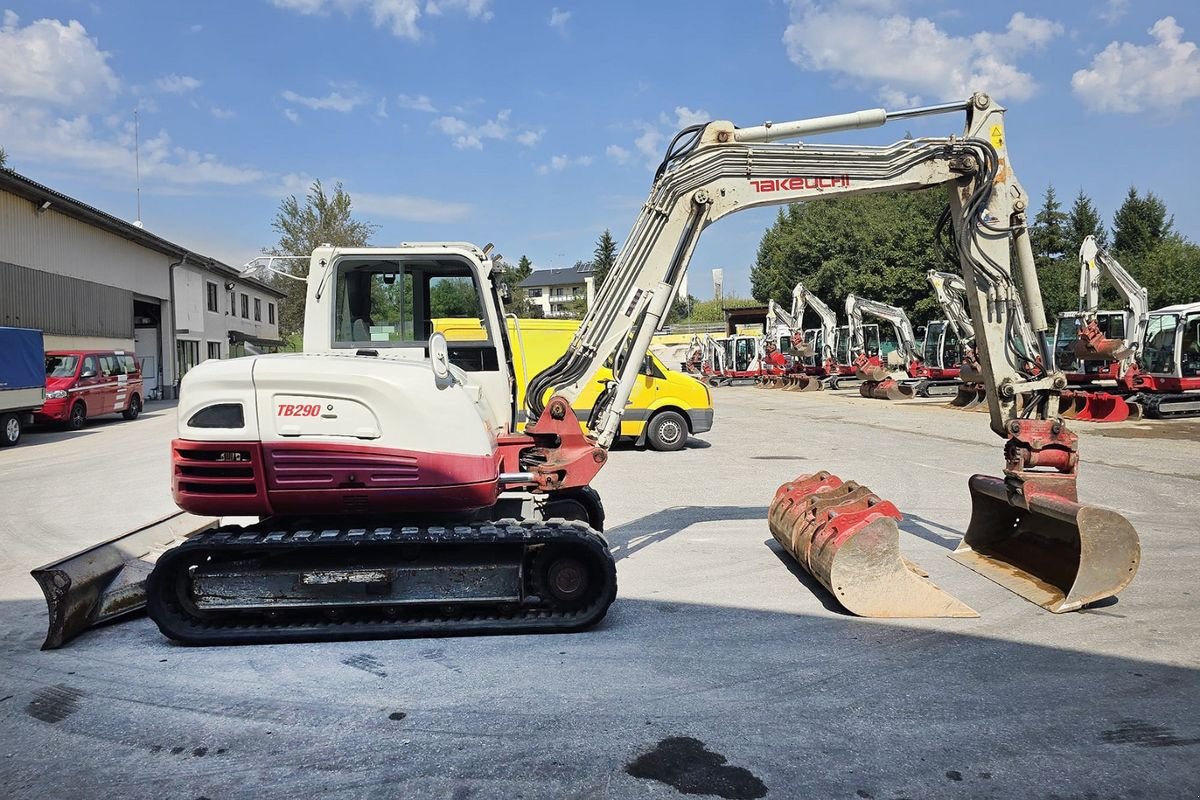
[{"left": 769, "top": 472, "right": 977, "bottom": 618}]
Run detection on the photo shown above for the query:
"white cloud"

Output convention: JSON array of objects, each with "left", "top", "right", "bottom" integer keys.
[
  {"left": 283, "top": 108, "right": 301, "bottom": 124},
  {"left": 634, "top": 126, "right": 663, "bottom": 160},
  {"left": 375, "top": 97, "right": 388, "bottom": 118},
  {"left": 270, "top": 0, "right": 491, "bottom": 40},
  {"left": 434, "top": 108, "right": 525, "bottom": 150},
  {"left": 210, "top": 106, "right": 236, "bottom": 119},
  {"left": 672, "top": 106, "right": 710, "bottom": 127},
  {"left": 549, "top": 7, "right": 570, "bottom": 33},
  {"left": 0, "top": 105, "right": 264, "bottom": 186},
  {"left": 281, "top": 88, "right": 366, "bottom": 112},
  {"left": 354, "top": 190, "right": 473, "bottom": 222},
  {"left": 397, "top": 93, "right": 437, "bottom": 112},
  {"left": 1098, "top": 0, "right": 1128, "bottom": 24},
  {"left": 535, "top": 154, "right": 593, "bottom": 175},
  {"left": 0, "top": 13, "right": 119, "bottom": 110},
  {"left": 156, "top": 74, "right": 202, "bottom": 94},
  {"left": 782, "top": 1, "right": 1063, "bottom": 104},
  {"left": 1073, "top": 17, "right": 1200, "bottom": 114},
  {"left": 0, "top": 14, "right": 263, "bottom": 191},
  {"left": 606, "top": 144, "right": 631, "bottom": 164},
  {"left": 516, "top": 129, "right": 544, "bottom": 146}
]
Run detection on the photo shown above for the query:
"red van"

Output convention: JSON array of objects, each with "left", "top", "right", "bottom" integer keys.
[{"left": 37, "top": 350, "right": 145, "bottom": 429}]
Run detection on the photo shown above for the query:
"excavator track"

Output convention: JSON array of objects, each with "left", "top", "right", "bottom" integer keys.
[
  {"left": 146, "top": 519, "right": 617, "bottom": 645},
  {"left": 1138, "top": 392, "right": 1200, "bottom": 419}
]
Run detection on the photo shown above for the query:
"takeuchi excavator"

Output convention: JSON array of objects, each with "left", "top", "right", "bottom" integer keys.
[
  {"left": 845, "top": 294, "right": 922, "bottom": 400},
  {"left": 34, "top": 93, "right": 1140, "bottom": 646},
  {"left": 760, "top": 294, "right": 822, "bottom": 390}
]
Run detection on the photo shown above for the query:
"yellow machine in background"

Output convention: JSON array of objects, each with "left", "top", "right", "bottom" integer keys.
[{"left": 435, "top": 317, "right": 713, "bottom": 451}]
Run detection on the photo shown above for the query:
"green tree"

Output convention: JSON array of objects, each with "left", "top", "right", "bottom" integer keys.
[
  {"left": 1067, "top": 190, "right": 1108, "bottom": 250},
  {"left": 750, "top": 190, "right": 949, "bottom": 325},
  {"left": 0, "top": 146, "right": 7, "bottom": 168},
  {"left": 1112, "top": 187, "right": 1174, "bottom": 260},
  {"left": 493, "top": 255, "right": 543, "bottom": 318},
  {"left": 592, "top": 229, "right": 618, "bottom": 291},
  {"left": 270, "top": 180, "right": 377, "bottom": 337},
  {"left": 665, "top": 292, "right": 696, "bottom": 325},
  {"left": 1028, "top": 184, "right": 1077, "bottom": 318},
  {"left": 1141, "top": 236, "right": 1200, "bottom": 309}
]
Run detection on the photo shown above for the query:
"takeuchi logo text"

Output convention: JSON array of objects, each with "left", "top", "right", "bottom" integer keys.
[{"left": 750, "top": 176, "right": 851, "bottom": 192}]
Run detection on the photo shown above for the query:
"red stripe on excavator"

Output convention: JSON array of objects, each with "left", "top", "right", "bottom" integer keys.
[{"left": 171, "top": 439, "right": 501, "bottom": 516}]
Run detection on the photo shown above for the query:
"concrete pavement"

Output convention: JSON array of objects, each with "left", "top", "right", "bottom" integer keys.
[{"left": 0, "top": 390, "right": 1197, "bottom": 799}]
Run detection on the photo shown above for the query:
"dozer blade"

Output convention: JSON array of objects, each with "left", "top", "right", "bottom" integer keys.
[
  {"left": 952, "top": 474, "right": 1140, "bottom": 613},
  {"left": 1073, "top": 392, "right": 1130, "bottom": 423},
  {"left": 768, "top": 472, "right": 977, "bottom": 618},
  {"left": 30, "top": 512, "right": 218, "bottom": 649}
]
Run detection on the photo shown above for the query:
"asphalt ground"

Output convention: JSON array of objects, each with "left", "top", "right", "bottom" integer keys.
[{"left": 1, "top": 390, "right": 1197, "bottom": 800}]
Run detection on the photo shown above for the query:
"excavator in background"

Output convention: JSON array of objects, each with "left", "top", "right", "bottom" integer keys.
[
  {"left": 928, "top": 269, "right": 989, "bottom": 409},
  {"left": 760, "top": 294, "right": 823, "bottom": 390},
  {"left": 1070, "top": 236, "right": 1200, "bottom": 419},
  {"left": 845, "top": 294, "right": 921, "bottom": 400},
  {"left": 34, "top": 93, "right": 1140, "bottom": 648}
]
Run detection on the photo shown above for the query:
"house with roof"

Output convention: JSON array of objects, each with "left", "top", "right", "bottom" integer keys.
[{"left": 517, "top": 263, "right": 596, "bottom": 317}]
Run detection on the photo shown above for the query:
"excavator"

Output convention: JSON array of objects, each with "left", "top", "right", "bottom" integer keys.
[
  {"left": 793, "top": 284, "right": 840, "bottom": 382},
  {"left": 33, "top": 93, "right": 1141, "bottom": 646},
  {"left": 928, "top": 269, "right": 987, "bottom": 409},
  {"left": 760, "top": 293, "right": 824, "bottom": 390},
  {"left": 844, "top": 294, "right": 921, "bottom": 400},
  {"left": 1070, "top": 236, "right": 1200, "bottom": 419}
]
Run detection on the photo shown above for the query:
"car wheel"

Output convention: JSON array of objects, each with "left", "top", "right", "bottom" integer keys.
[
  {"left": 122, "top": 395, "right": 142, "bottom": 420},
  {"left": 0, "top": 413, "right": 20, "bottom": 447},
  {"left": 68, "top": 402, "right": 87, "bottom": 431},
  {"left": 646, "top": 410, "right": 688, "bottom": 452}
]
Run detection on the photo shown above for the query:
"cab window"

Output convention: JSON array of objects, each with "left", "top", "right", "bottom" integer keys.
[
  {"left": 1142, "top": 314, "right": 1178, "bottom": 374},
  {"left": 81, "top": 355, "right": 99, "bottom": 378},
  {"left": 1182, "top": 313, "right": 1200, "bottom": 378},
  {"left": 333, "top": 257, "right": 488, "bottom": 346},
  {"left": 46, "top": 355, "right": 79, "bottom": 378},
  {"left": 123, "top": 355, "right": 139, "bottom": 374}
]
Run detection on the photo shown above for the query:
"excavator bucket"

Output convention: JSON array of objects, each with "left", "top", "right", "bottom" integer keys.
[
  {"left": 790, "top": 375, "right": 823, "bottom": 392},
  {"left": 947, "top": 384, "right": 983, "bottom": 410},
  {"left": 1072, "top": 322, "right": 1131, "bottom": 362},
  {"left": 1056, "top": 391, "right": 1086, "bottom": 419},
  {"left": 860, "top": 378, "right": 915, "bottom": 401},
  {"left": 1073, "top": 392, "right": 1131, "bottom": 423},
  {"left": 30, "top": 512, "right": 218, "bottom": 649},
  {"left": 952, "top": 475, "right": 1140, "bottom": 612},
  {"left": 768, "top": 472, "right": 977, "bottom": 618}
]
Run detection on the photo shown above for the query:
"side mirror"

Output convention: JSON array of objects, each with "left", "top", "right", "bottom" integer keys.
[
  {"left": 429, "top": 332, "right": 453, "bottom": 387},
  {"left": 80, "top": 370, "right": 96, "bottom": 379}
]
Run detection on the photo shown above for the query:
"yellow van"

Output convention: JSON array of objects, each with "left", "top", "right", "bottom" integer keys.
[{"left": 434, "top": 317, "right": 713, "bottom": 451}]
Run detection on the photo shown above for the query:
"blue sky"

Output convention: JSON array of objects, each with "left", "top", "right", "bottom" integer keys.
[{"left": 1, "top": 0, "right": 1197, "bottom": 299}]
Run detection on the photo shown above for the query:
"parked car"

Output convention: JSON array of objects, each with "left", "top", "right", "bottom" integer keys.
[
  {"left": 36, "top": 350, "right": 145, "bottom": 430},
  {"left": 0, "top": 327, "right": 46, "bottom": 446}
]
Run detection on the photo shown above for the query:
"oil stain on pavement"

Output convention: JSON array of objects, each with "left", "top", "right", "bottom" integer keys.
[
  {"left": 625, "top": 736, "right": 767, "bottom": 799},
  {"left": 25, "top": 684, "right": 83, "bottom": 723}
]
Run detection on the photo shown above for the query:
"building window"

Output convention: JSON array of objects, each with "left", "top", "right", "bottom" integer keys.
[
  {"left": 527, "top": 288, "right": 541, "bottom": 298},
  {"left": 554, "top": 287, "right": 564, "bottom": 297},
  {"left": 229, "top": 290, "right": 236, "bottom": 315},
  {"left": 207, "top": 342, "right": 221, "bottom": 361},
  {"left": 240, "top": 293, "right": 249, "bottom": 318},
  {"left": 268, "top": 303, "right": 276, "bottom": 324},
  {"left": 206, "top": 281, "right": 218, "bottom": 312},
  {"left": 254, "top": 298, "right": 262, "bottom": 321},
  {"left": 177, "top": 340, "right": 200, "bottom": 378}
]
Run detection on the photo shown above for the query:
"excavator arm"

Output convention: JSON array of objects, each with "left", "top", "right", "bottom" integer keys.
[
  {"left": 529, "top": 94, "right": 1056, "bottom": 446},
  {"left": 927, "top": 270, "right": 976, "bottom": 342},
  {"left": 1075, "top": 235, "right": 1150, "bottom": 370},
  {"left": 791, "top": 283, "right": 839, "bottom": 366},
  {"left": 523, "top": 92, "right": 1138, "bottom": 616}
]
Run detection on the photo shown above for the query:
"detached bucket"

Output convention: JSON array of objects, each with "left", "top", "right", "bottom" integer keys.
[
  {"left": 869, "top": 379, "right": 915, "bottom": 401},
  {"left": 952, "top": 474, "right": 1140, "bottom": 612},
  {"left": 769, "top": 472, "right": 977, "bottom": 618},
  {"left": 1074, "top": 392, "right": 1130, "bottom": 423}
]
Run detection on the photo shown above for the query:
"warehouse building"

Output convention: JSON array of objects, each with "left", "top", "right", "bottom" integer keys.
[{"left": 0, "top": 170, "right": 282, "bottom": 399}]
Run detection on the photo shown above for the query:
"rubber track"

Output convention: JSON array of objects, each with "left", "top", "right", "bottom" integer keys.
[
  {"left": 146, "top": 519, "right": 617, "bottom": 646},
  {"left": 1138, "top": 392, "right": 1200, "bottom": 419}
]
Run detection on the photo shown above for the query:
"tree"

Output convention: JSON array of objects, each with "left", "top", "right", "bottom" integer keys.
[
  {"left": 270, "top": 180, "right": 377, "bottom": 337},
  {"left": 1141, "top": 236, "right": 1200, "bottom": 309},
  {"left": 750, "top": 190, "right": 949, "bottom": 324},
  {"left": 665, "top": 293, "right": 695, "bottom": 325},
  {"left": 1067, "top": 190, "right": 1107, "bottom": 250},
  {"left": 493, "top": 255, "right": 543, "bottom": 318},
  {"left": 1030, "top": 185, "right": 1075, "bottom": 318},
  {"left": 1112, "top": 187, "right": 1174, "bottom": 261},
  {"left": 0, "top": 146, "right": 7, "bottom": 168},
  {"left": 592, "top": 229, "right": 618, "bottom": 291}
]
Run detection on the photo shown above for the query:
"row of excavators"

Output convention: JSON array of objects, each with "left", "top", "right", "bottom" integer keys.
[
  {"left": 687, "top": 237, "right": 1198, "bottom": 422},
  {"left": 33, "top": 93, "right": 1148, "bottom": 648}
]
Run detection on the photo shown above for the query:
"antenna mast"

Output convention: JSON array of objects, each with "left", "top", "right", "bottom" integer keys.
[{"left": 134, "top": 109, "right": 142, "bottom": 227}]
